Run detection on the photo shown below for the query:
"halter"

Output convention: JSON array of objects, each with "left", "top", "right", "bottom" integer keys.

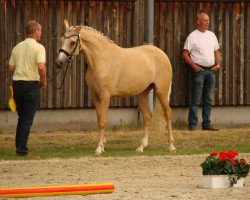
[
  {"left": 54, "top": 33, "right": 81, "bottom": 90},
  {"left": 59, "top": 33, "right": 80, "bottom": 63}
]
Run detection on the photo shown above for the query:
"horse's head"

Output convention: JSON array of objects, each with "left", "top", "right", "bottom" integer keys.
[{"left": 55, "top": 19, "right": 82, "bottom": 69}]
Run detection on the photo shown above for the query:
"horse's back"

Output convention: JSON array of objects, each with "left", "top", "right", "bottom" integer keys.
[{"left": 125, "top": 45, "right": 172, "bottom": 70}]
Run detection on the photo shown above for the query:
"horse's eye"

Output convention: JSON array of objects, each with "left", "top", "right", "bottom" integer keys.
[{"left": 70, "top": 41, "right": 76, "bottom": 46}]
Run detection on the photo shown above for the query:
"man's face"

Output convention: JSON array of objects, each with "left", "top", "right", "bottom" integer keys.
[{"left": 197, "top": 14, "right": 210, "bottom": 30}]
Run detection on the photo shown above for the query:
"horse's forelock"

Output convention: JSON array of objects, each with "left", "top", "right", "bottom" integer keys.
[{"left": 67, "top": 26, "right": 81, "bottom": 34}]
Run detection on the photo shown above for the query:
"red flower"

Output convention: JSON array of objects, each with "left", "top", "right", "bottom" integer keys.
[
  {"left": 210, "top": 152, "right": 218, "bottom": 157},
  {"left": 219, "top": 152, "right": 228, "bottom": 161},
  {"left": 229, "top": 158, "right": 237, "bottom": 166},
  {"left": 240, "top": 159, "right": 248, "bottom": 165},
  {"left": 228, "top": 150, "right": 238, "bottom": 159}
]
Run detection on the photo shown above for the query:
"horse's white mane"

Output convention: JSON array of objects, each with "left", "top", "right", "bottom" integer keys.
[{"left": 80, "top": 26, "right": 114, "bottom": 43}]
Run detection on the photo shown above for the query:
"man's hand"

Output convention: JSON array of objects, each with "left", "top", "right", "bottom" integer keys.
[
  {"left": 40, "top": 80, "right": 47, "bottom": 88},
  {"left": 211, "top": 65, "right": 220, "bottom": 72},
  {"left": 191, "top": 64, "right": 204, "bottom": 72},
  {"left": 182, "top": 50, "right": 203, "bottom": 72}
]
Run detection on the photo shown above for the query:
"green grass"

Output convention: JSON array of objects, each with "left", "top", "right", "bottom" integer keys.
[{"left": 0, "top": 127, "right": 249, "bottom": 160}]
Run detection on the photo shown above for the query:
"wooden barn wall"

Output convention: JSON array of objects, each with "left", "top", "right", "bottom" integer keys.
[
  {"left": 0, "top": 0, "right": 250, "bottom": 110},
  {"left": 154, "top": 1, "right": 250, "bottom": 106},
  {"left": 0, "top": 0, "right": 142, "bottom": 109}
]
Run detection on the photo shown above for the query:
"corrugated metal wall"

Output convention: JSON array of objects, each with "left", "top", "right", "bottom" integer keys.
[{"left": 1, "top": 0, "right": 249, "bottom": 110}]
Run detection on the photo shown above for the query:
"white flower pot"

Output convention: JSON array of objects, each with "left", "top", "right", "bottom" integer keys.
[
  {"left": 202, "top": 175, "right": 244, "bottom": 189},
  {"left": 233, "top": 177, "right": 244, "bottom": 187}
]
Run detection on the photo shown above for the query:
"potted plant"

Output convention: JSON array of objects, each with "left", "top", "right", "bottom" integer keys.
[{"left": 201, "top": 150, "right": 249, "bottom": 188}]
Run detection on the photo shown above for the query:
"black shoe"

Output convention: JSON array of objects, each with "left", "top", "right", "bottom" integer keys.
[
  {"left": 189, "top": 127, "right": 197, "bottom": 131},
  {"left": 202, "top": 126, "right": 219, "bottom": 131},
  {"left": 16, "top": 153, "right": 29, "bottom": 157}
]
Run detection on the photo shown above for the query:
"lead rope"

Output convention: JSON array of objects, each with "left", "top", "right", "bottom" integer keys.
[
  {"left": 56, "top": 63, "right": 70, "bottom": 90},
  {"left": 48, "top": 64, "right": 70, "bottom": 90}
]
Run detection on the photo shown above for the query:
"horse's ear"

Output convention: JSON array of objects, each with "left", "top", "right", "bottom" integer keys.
[
  {"left": 64, "top": 19, "right": 69, "bottom": 31},
  {"left": 76, "top": 26, "right": 82, "bottom": 32}
]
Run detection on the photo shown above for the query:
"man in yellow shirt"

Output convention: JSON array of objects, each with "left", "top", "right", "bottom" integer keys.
[{"left": 8, "top": 21, "right": 47, "bottom": 156}]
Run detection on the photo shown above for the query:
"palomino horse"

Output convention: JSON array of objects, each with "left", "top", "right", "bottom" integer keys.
[{"left": 55, "top": 20, "right": 176, "bottom": 154}]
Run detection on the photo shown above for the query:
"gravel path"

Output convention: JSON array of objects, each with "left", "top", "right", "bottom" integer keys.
[{"left": 0, "top": 154, "right": 250, "bottom": 200}]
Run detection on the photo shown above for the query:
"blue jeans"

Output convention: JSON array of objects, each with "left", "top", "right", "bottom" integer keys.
[
  {"left": 13, "top": 81, "right": 40, "bottom": 155},
  {"left": 188, "top": 70, "right": 215, "bottom": 128}
]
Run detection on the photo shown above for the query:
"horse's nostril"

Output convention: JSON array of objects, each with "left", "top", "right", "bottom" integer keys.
[{"left": 55, "top": 59, "right": 63, "bottom": 69}]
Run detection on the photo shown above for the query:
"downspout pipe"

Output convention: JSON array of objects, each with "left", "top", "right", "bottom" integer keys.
[{"left": 146, "top": 0, "right": 154, "bottom": 113}]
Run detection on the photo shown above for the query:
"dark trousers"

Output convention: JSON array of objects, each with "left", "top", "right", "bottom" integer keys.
[{"left": 13, "top": 81, "right": 40, "bottom": 155}]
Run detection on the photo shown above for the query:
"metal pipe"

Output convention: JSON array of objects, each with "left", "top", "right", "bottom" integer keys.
[{"left": 146, "top": 0, "right": 154, "bottom": 113}]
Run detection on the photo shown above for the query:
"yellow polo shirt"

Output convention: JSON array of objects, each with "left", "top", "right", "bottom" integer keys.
[{"left": 9, "top": 38, "right": 46, "bottom": 81}]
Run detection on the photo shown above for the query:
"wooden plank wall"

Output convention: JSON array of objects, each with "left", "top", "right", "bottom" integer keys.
[
  {"left": 154, "top": 1, "right": 250, "bottom": 106},
  {"left": 0, "top": 0, "right": 142, "bottom": 109},
  {"left": 0, "top": 0, "right": 250, "bottom": 110}
]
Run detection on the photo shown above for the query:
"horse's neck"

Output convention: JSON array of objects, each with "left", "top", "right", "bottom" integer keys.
[{"left": 80, "top": 29, "right": 113, "bottom": 67}]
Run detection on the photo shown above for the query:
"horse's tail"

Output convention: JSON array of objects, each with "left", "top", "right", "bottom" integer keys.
[
  {"left": 149, "top": 98, "right": 165, "bottom": 141},
  {"left": 150, "top": 80, "right": 172, "bottom": 140}
]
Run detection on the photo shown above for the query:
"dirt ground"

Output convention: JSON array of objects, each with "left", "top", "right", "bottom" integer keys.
[{"left": 0, "top": 154, "right": 249, "bottom": 200}]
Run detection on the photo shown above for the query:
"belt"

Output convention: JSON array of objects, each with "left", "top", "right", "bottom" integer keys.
[
  {"left": 14, "top": 80, "right": 39, "bottom": 85},
  {"left": 196, "top": 64, "right": 215, "bottom": 70}
]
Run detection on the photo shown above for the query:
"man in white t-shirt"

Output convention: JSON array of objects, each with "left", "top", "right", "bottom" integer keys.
[{"left": 182, "top": 12, "right": 221, "bottom": 131}]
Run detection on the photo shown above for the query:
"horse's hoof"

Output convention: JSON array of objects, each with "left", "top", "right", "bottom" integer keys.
[
  {"left": 95, "top": 151, "right": 102, "bottom": 155},
  {"left": 95, "top": 146, "right": 103, "bottom": 154},
  {"left": 168, "top": 144, "right": 176, "bottom": 151},
  {"left": 136, "top": 146, "right": 144, "bottom": 153}
]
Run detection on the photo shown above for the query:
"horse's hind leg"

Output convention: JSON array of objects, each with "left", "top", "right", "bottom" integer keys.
[
  {"left": 136, "top": 89, "right": 152, "bottom": 152},
  {"left": 155, "top": 90, "right": 176, "bottom": 151}
]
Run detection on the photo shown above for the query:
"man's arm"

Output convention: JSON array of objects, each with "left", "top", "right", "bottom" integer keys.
[
  {"left": 211, "top": 49, "right": 221, "bottom": 71},
  {"left": 214, "top": 49, "right": 221, "bottom": 66},
  {"left": 182, "top": 49, "right": 203, "bottom": 72},
  {"left": 8, "top": 64, "right": 15, "bottom": 72},
  {"left": 38, "top": 62, "right": 47, "bottom": 88}
]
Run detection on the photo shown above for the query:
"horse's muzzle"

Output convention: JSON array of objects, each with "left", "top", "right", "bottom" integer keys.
[{"left": 55, "top": 58, "right": 63, "bottom": 69}]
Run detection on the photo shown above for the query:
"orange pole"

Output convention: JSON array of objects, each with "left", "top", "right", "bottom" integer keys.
[{"left": 0, "top": 182, "right": 114, "bottom": 198}]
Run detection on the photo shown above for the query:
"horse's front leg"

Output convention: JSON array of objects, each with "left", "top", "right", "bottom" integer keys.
[{"left": 92, "top": 92, "right": 110, "bottom": 154}]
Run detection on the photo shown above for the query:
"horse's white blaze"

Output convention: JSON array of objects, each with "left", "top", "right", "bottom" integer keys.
[{"left": 57, "top": 52, "right": 67, "bottom": 61}]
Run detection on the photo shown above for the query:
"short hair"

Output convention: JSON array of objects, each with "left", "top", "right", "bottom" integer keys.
[
  {"left": 197, "top": 12, "right": 208, "bottom": 20},
  {"left": 26, "top": 21, "right": 41, "bottom": 35}
]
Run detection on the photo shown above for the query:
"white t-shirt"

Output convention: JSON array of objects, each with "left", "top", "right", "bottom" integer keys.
[{"left": 183, "top": 29, "right": 219, "bottom": 67}]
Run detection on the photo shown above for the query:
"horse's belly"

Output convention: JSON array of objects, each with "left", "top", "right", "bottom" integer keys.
[
  {"left": 112, "top": 67, "right": 154, "bottom": 97},
  {"left": 112, "top": 80, "right": 151, "bottom": 97}
]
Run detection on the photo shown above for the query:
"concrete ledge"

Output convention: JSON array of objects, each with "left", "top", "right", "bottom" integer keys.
[
  {"left": 172, "top": 106, "right": 250, "bottom": 128},
  {"left": 0, "top": 108, "right": 139, "bottom": 133},
  {"left": 1, "top": 106, "right": 250, "bottom": 133}
]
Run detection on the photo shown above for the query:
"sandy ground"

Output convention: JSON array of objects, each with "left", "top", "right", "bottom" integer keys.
[{"left": 0, "top": 154, "right": 249, "bottom": 200}]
